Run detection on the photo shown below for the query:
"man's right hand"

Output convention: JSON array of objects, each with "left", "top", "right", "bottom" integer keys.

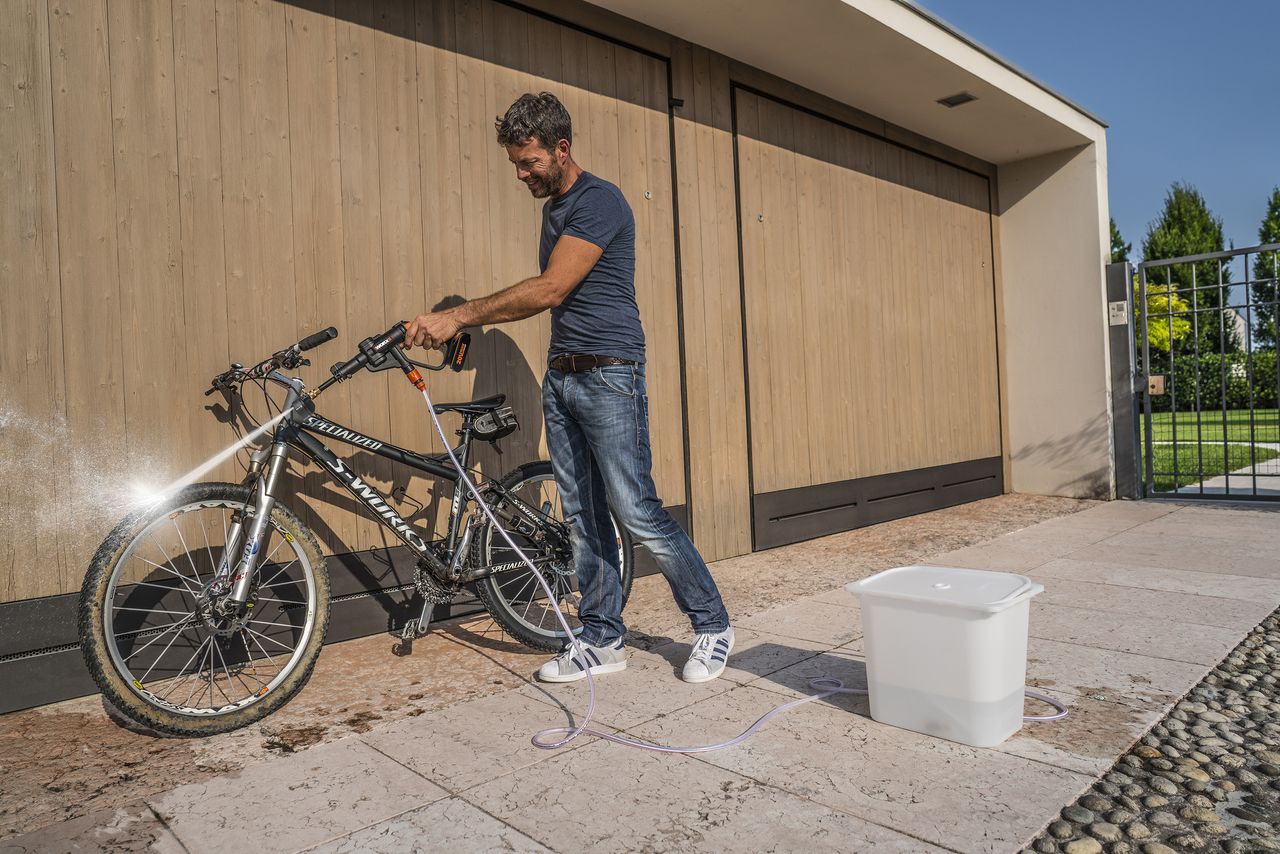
[{"left": 405, "top": 311, "right": 462, "bottom": 351}]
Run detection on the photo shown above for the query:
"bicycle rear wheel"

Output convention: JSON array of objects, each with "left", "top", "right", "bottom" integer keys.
[
  {"left": 473, "top": 461, "right": 633, "bottom": 651},
  {"left": 78, "top": 482, "right": 329, "bottom": 736}
]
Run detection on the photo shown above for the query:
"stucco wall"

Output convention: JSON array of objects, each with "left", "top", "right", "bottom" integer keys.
[{"left": 997, "top": 141, "right": 1115, "bottom": 498}]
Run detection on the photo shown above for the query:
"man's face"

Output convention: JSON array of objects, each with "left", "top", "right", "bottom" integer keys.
[{"left": 506, "top": 138, "right": 566, "bottom": 199}]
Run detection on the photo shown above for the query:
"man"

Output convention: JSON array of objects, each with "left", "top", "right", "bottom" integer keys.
[{"left": 405, "top": 92, "right": 734, "bottom": 683}]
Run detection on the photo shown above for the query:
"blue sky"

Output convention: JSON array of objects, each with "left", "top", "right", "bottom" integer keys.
[{"left": 916, "top": 0, "right": 1279, "bottom": 261}]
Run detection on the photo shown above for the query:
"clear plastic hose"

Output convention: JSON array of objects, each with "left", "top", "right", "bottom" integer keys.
[{"left": 417, "top": 385, "right": 1067, "bottom": 753}]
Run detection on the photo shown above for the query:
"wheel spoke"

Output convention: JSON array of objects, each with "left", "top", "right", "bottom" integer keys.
[
  {"left": 258, "top": 557, "right": 298, "bottom": 591},
  {"left": 136, "top": 618, "right": 196, "bottom": 684},
  {"left": 245, "top": 618, "right": 298, "bottom": 631},
  {"left": 113, "top": 606, "right": 197, "bottom": 617},
  {"left": 150, "top": 531, "right": 201, "bottom": 593},
  {"left": 244, "top": 626, "right": 295, "bottom": 653},
  {"left": 129, "top": 554, "right": 198, "bottom": 593},
  {"left": 116, "top": 579, "right": 195, "bottom": 598},
  {"left": 121, "top": 616, "right": 195, "bottom": 664},
  {"left": 256, "top": 596, "right": 305, "bottom": 606},
  {"left": 244, "top": 626, "right": 282, "bottom": 670},
  {"left": 170, "top": 518, "right": 203, "bottom": 587}
]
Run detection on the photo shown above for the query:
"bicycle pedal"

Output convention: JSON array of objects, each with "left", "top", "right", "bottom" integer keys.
[{"left": 400, "top": 618, "right": 432, "bottom": 641}]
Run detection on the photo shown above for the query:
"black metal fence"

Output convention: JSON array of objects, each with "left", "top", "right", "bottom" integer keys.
[{"left": 1138, "top": 242, "right": 1280, "bottom": 498}]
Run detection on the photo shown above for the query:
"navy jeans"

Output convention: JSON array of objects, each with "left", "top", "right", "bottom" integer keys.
[{"left": 543, "top": 363, "right": 730, "bottom": 646}]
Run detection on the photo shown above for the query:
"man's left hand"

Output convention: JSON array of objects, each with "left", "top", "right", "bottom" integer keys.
[{"left": 405, "top": 312, "right": 461, "bottom": 351}]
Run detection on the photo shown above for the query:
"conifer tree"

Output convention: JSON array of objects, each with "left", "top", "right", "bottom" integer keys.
[
  {"left": 1249, "top": 187, "right": 1280, "bottom": 349},
  {"left": 1142, "top": 183, "right": 1239, "bottom": 354},
  {"left": 1110, "top": 218, "right": 1131, "bottom": 265}
]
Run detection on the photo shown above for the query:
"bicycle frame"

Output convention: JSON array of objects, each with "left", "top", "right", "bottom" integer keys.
[{"left": 218, "top": 374, "right": 558, "bottom": 604}]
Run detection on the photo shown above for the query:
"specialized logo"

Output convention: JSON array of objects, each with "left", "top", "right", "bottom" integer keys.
[
  {"left": 304, "top": 416, "right": 384, "bottom": 451},
  {"left": 321, "top": 457, "right": 428, "bottom": 553}
]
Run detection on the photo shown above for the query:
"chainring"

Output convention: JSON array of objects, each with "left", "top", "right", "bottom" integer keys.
[{"left": 414, "top": 561, "right": 462, "bottom": 604}]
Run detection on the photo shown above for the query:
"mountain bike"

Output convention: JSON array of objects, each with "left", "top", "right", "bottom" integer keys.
[{"left": 78, "top": 323, "right": 633, "bottom": 736}]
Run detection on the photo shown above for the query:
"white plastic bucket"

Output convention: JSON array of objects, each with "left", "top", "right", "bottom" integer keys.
[{"left": 846, "top": 566, "right": 1044, "bottom": 748}]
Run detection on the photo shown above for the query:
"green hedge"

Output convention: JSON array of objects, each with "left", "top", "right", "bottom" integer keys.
[{"left": 1151, "top": 351, "right": 1278, "bottom": 412}]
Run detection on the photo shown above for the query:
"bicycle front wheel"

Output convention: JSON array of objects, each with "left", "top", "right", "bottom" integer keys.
[
  {"left": 473, "top": 461, "right": 633, "bottom": 651},
  {"left": 78, "top": 482, "right": 329, "bottom": 736}
]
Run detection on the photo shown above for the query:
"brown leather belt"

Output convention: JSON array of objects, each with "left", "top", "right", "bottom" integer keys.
[{"left": 549, "top": 354, "right": 635, "bottom": 373}]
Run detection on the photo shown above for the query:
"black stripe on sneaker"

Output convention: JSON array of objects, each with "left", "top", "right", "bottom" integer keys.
[
  {"left": 586, "top": 648, "right": 601, "bottom": 666},
  {"left": 573, "top": 656, "right": 586, "bottom": 671},
  {"left": 714, "top": 639, "right": 729, "bottom": 649},
  {"left": 710, "top": 653, "right": 726, "bottom": 662}
]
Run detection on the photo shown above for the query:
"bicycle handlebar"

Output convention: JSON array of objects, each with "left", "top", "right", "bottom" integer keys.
[
  {"left": 298, "top": 326, "right": 338, "bottom": 352},
  {"left": 206, "top": 327, "right": 340, "bottom": 396},
  {"left": 207, "top": 321, "right": 468, "bottom": 399}
]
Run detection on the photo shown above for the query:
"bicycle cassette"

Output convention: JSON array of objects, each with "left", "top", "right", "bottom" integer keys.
[{"left": 414, "top": 562, "right": 462, "bottom": 604}]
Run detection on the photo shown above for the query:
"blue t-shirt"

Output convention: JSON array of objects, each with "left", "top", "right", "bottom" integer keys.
[{"left": 540, "top": 172, "right": 645, "bottom": 363}]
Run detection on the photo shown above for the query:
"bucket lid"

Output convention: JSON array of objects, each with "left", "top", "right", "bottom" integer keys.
[{"left": 845, "top": 566, "right": 1043, "bottom": 613}]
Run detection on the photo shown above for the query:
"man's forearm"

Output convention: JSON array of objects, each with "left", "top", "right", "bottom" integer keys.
[{"left": 450, "top": 276, "right": 561, "bottom": 327}]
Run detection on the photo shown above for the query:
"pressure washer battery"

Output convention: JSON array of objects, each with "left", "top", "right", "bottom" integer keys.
[{"left": 846, "top": 566, "right": 1044, "bottom": 748}]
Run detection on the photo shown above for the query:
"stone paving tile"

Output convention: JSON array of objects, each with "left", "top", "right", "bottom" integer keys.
[
  {"left": 1029, "top": 602, "right": 1243, "bottom": 665},
  {"left": 995, "top": 692, "right": 1164, "bottom": 777},
  {"left": 1069, "top": 501, "right": 1182, "bottom": 525},
  {"left": 516, "top": 643, "right": 739, "bottom": 731},
  {"left": 1024, "top": 636, "right": 1208, "bottom": 711},
  {"left": 811, "top": 585, "right": 860, "bottom": 608},
  {"left": 361, "top": 688, "right": 605, "bottom": 794},
  {"left": 1031, "top": 557, "right": 1280, "bottom": 602},
  {"left": 147, "top": 738, "right": 443, "bottom": 854},
  {"left": 736, "top": 598, "right": 862, "bottom": 646},
  {"left": 1068, "top": 540, "right": 1280, "bottom": 579},
  {"left": 461, "top": 736, "right": 943, "bottom": 853},
  {"left": 744, "top": 645, "right": 870, "bottom": 711},
  {"left": 632, "top": 626, "right": 830, "bottom": 687},
  {"left": 1102, "top": 528, "right": 1280, "bottom": 563},
  {"left": 993, "top": 524, "right": 1120, "bottom": 555},
  {"left": 748, "top": 644, "right": 1163, "bottom": 777},
  {"left": 625, "top": 685, "right": 1092, "bottom": 854},
  {"left": 1033, "top": 577, "right": 1274, "bottom": 630},
  {"left": 305, "top": 797, "right": 553, "bottom": 853},
  {"left": 1133, "top": 505, "right": 1280, "bottom": 543},
  {"left": 0, "top": 801, "right": 183, "bottom": 854},
  {"left": 921, "top": 540, "right": 1061, "bottom": 573}
]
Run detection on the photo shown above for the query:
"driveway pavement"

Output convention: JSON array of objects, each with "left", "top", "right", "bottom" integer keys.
[{"left": 5, "top": 498, "right": 1279, "bottom": 853}]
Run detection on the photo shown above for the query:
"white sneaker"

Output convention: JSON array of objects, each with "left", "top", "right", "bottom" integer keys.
[
  {"left": 682, "top": 627, "right": 735, "bottom": 683},
  {"left": 536, "top": 638, "right": 627, "bottom": 683}
]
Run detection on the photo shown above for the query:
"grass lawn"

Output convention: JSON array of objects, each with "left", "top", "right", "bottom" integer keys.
[
  {"left": 1147, "top": 441, "right": 1280, "bottom": 492},
  {"left": 1144, "top": 408, "right": 1280, "bottom": 444}
]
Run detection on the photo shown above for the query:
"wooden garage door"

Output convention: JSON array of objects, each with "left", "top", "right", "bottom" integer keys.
[
  {"left": 0, "top": 0, "right": 683, "bottom": 602},
  {"left": 734, "top": 89, "right": 1002, "bottom": 548}
]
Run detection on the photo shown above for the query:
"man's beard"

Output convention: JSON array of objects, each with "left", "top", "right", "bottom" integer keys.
[{"left": 526, "top": 162, "right": 565, "bottom": 198}]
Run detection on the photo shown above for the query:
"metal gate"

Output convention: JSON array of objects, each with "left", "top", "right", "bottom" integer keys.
[{"left": 1138, "top": 242, "right": 1280, "bottom": 498}]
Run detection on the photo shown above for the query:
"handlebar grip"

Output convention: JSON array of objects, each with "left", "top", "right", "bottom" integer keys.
[{"left": 298, "top": 326, "right": 338, "bottom": 351}]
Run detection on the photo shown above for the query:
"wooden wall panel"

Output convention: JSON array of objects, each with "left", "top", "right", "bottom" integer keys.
[
  {"left": 109, "top": 1, "right": 188, "bottom": 490},
  {"left": 47, "top": 0, "right": 126, "bottom": 595},
  {"left": 2, "top": 0, "right": 1007, "bottom": 600},
  {"left": 0, "top": 1, "right": 67, "bottom": 599},
  {"left": 2, "top": 0, "right": 686, "bottom": 601},
  {"left": 669, "top": 46, "right": 753, "bottom": 559},
  {"left": 735, "top": 89, "right": 1001, "bottom": 495}
]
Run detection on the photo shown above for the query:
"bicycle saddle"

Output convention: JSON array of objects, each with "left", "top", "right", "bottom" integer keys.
[{"left": 431, "top": 393, "right": 507, "bottom": 415}]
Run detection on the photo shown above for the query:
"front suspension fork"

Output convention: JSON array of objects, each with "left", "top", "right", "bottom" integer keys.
[{"left": 225, "top": 441, "right": 289, "bottom": 605}]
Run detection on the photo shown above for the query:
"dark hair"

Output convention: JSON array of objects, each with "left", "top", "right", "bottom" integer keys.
[{"left": 495, "top": 92, "right": 572, "bottom": 152}]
